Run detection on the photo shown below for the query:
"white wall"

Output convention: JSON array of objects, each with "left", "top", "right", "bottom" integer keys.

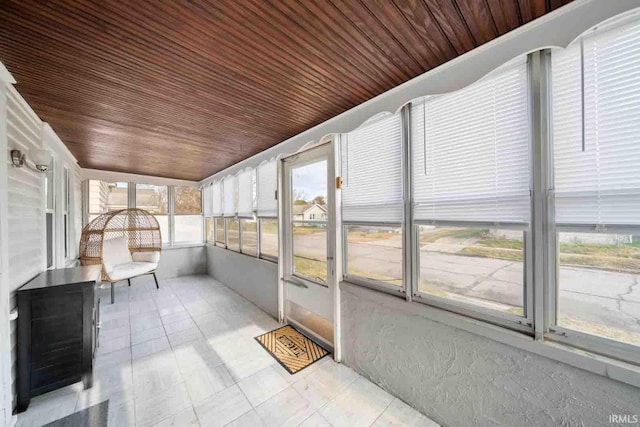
[
  {"left": 341, "top": 284, "right": 640, "bottom": 426},
  {"left": 156, "top": 246, "right": 206, "bottom": 280},
  {"left": 0, "top": 70, "right": 83, "bottom": 425},
  {"left": 206, "top": 246, "right": 278, "bottom": 319}
]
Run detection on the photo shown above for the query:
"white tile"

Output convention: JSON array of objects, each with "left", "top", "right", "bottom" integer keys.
[
  {"left": 95, "top": 347, "right": 131, "bottom": 370},
  {"left": 184, "top": 300, "right": 215, "bottom": 316},
  {"left": 133, "top": 352, "right": 183, "bottom": 400},
  {"left": 98, "top": 335, "right": 131, "bottom": 356},
  {"left": 132, "top": 336, "right": 171, "bottom": 360},
  {"left": 255, "top": 387, "right": 314, "bottom": 427},
  {"left": 173, "top": 339, "right": 224, "bottom": 376},
  {"left": 272, "top": 356, "right": 329, "bottom": 385},
  {"left": 184, "top": 364, "right": 235, "bottom": 404},
  {"left": 237, "top": 365, "right": 290, "bottom": 406},
  {"left": 108, "top": 399, "right": 136, "bottom": 427},
  {"left": 305, "top": 360, "right": 359, "bottom": 393},
  {"left": 162, "top": 311, "right": 192, "bottom": 325},
  {"left": 225, "top": 409, "right": 265, "bottom": 427},
  {"left": 168, "top": 327, "right": 204, "bottom": 348},
  {"left": 131, "top": 312, "right": 164, "bottom": 333},
  {"left": 193, "top": 385, "right": 252, "bottom": 427},
  {"left": 99, "top": 325, "right": 131, "bottom": 341},
  {"left": 319, "top": 377, "right": 394, "bottom": 427},
  {"left": 16, "top": 384, "right": 80, "bottom": 427},
  {"left": 153, "top": 406, "right": 200, "bottom": 427},
  {"left": 298, "top": 412, "right": 332, "bottom": 427},
  {"left": 158, "top": 303, "right": 186, "bottom": 317},
  {"left": 132, "top": 326, "right": 167, "bottom": 345},
  {"left": 164, "top": 318, "right": 197, "bottom": 335},
  {"left": 372, "top": 398, "right": 440, "bottom": 427},
  {"left": 135, "top": 382, "right": 192, "bottom": 427},
  {"left": 130, "top": 299, "right": 158, "bottom": 314}
]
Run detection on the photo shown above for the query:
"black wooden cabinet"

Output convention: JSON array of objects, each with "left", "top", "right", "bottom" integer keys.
[{"left": 17, "top": 265, "right": 102, "bottom": 412}]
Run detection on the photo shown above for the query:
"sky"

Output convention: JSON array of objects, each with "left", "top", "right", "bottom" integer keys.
[{"left": 292, "top": 159, "right": 327, "bottom": 202}]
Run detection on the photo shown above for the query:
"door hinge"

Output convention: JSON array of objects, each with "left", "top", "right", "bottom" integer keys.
[{"left": 336, "top": 177, "right": 343, "bottom": 189}]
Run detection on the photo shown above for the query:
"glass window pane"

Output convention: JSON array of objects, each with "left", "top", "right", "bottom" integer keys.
[
  {"left": 107, "top": 182, "right": 128, "bottom": 211},
  {"left": 45, "top": 166, "right": 54, "bottom": 211},
  {"left": 241, "top": 219, "right": 257, "bottom": 256},
  {"left": 156, "top": 215, "right": 169, "bottom": 244},
  {"left": 227, "top": 218, "right": 239, "bottom": 251},
  {"left": 88, "top": 180, "right": 108, "bottom": 214},
  {"left": 346, "top": 225, "right": 402, "bottom": 286},
  {"left": 215, "top": 218, "right": 225, "bottom": 246},
  {"left": 418, "top": 226, "right": 525, "bottom": 316},
  {"left": 175, "top": 186, "right": 202, "bottom": 214},
  {"left": 557, "top": 232, "right": 640, "bottom": 346},
  {"left": 175, "top": 215, "right": 202, "bottom": 243},
  {"left": 136, "top": 184, "right": 167, "bottom": 214},
  {"left": 205, "top": 218, "right": 215, "bottom": 243},
  {"left": 260, "top": 219, "right": 278, "bottom": 259},
  {"left": 293, "top": 222, "right": 326, "bottom": 283}
]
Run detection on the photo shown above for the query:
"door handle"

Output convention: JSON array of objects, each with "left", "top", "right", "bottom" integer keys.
[{"left": 286, "top": 278, "right": 309, "bottom": 289}]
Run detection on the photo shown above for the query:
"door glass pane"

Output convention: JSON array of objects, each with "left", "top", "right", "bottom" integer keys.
[
  {"left": 291, "top": 159, "right": 327, "bottom": 283},
  {"left": 418, "top": 225, "right": 525, "bottom": 316},
  {"left": 293, "top": 222, "right": 327, "bottom": 283},
  {"left": 557, "top": 232, "right": 640, "bottom": 345}
]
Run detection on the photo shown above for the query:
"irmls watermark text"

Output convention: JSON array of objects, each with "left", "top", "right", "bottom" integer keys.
[{"left": 609, "top": 414, "right": 639, "bottom": 424}]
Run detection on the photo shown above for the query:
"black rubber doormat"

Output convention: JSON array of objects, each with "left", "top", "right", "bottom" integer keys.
[
  {"left": 43, "top": 400, "right": 109, "bottom": 427},
  {"left": 255, "top": 325, "right": 330, "bottom": 374}
]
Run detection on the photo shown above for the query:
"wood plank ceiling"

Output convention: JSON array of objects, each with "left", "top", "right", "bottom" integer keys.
[{"left": 0, "top": 0, "right": 572, "bottom": 181}]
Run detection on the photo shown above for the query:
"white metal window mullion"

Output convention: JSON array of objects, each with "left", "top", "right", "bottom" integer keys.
[
  {"left": 168, "top": 185, "right": 175, "bottom": 246},
  {"left": 401, "top": 104, "right": 414, "bottom": 302}
]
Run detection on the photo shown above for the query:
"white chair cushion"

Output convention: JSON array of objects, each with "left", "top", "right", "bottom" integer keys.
[
  {"left": 108, "top": 261, "right": 158, "bottom": 281},
  {"left": 103, "top": 237, "right": 133, "bottom": 273},
  {"left": 131, "top": 251, "right": 161, "bottom": 263}
]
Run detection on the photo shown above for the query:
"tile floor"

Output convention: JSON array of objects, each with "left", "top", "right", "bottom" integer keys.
[{"left": 16, "top": 274, "right": 438, "bottom": 427}]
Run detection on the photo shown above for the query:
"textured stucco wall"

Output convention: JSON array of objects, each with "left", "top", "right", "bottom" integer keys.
[
  {"left": 156, "top": 246, "right": 206, "bottom": 279},
  {"left": 206, "top": 245, "right": 278, "bottom": 318},
  {"left": 341, "top": 285, "right": 640, "bottom": 427}
]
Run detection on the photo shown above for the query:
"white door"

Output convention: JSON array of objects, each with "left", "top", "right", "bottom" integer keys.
[{"left": 282, "top": 144, "right": 335, "bottom": 348}]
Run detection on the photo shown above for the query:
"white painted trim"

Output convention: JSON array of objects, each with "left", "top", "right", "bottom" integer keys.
[
  {"left": 42, "top": 123, "right": 77, "bottom": 166},
  {"left": 200, "top": 0, "right": 640, "bottom": 186},
  {"left": 82, "top": 168, "right": 198, "bottom": 188},
  {"left": 342, "top": 281, "right": 640, "bottom": 389},
  {"left": 0, "top": 63, "right": 15, "bottom": 85}
]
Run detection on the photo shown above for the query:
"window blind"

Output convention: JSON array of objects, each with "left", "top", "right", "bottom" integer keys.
[
  {"left": 552, "top": 17, "right": 640, "bottom": 226},
  {"left": 202, "top": 184, "right": 213, "bottom": 217},
  {"left": 212, "top": 181, "right": 223, "bottom": 216},
  {"left": 237, "top": 168, "right": 255, "bottom": 218},
  {"left": 411, "top": 56, "right": 531, "bottom": 224},
  {"left": 341, "top": 113, "right": 403, "bottom": 223},
  {"left": 257, "top": 159, "right": 278, "bottom": 218},
  {"left": 223, "top": 175, "right": 237, "bottom": 217}
]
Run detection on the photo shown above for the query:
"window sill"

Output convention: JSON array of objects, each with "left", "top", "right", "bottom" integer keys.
[
  {"left": 341, "top": 280, "right": 640, "bottom": 389},
  {"left": 162, "top": 243, "right": 205, "bottom": 250}
]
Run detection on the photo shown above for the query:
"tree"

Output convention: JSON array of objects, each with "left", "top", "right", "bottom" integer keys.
[
  {"left": 311, "top": 195, "right": 326, "bottom": 206},
  {"left": 292, "top": 189, "right": 308, "bottom": 205}
]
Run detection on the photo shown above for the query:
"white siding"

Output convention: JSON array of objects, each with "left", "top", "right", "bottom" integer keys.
[
  {"left": 72, "top": 166, "right": 82, "bottom": 260},
  {"left": 6, "top": 85, "right": 43, "bottom": 412}
]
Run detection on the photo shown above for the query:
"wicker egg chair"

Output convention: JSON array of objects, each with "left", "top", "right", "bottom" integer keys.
[{"left": 79, "top": 208, "right": 162, "bottom": 303}]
